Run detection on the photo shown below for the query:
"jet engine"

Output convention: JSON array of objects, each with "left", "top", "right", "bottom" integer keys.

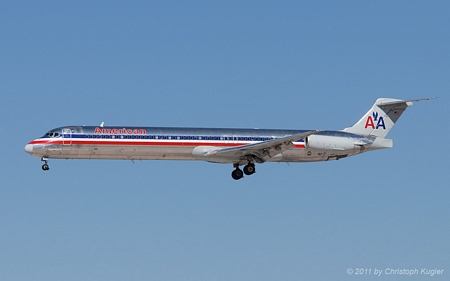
[{"left": 306, "top": 135, "right": 356, "bottom": 152}]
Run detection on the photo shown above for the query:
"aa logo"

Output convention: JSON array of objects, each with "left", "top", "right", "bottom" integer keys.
[{"left": 365, "top": 112, "right": 386, "bottom": 129}]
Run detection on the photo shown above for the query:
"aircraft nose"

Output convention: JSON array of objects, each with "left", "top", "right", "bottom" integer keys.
[{"left": 24, "top": 144, "right": 33, "bottom": 154}]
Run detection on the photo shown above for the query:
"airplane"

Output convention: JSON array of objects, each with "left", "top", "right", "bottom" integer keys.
[{"left": 25, "top": 97, "right": 434, "bottom": 180}]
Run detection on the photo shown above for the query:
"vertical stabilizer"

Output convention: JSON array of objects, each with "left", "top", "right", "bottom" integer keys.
[{"left": 343, "top": 97, "right": 434, "bottom": 138}]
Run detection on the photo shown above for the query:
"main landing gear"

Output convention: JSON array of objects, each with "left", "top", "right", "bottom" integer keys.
[
  {"left": 41, "top": 157, "right": 50, "bottom": 171},
  {"left": 231, "top": 163, "right": 256, "bottom": 180}
]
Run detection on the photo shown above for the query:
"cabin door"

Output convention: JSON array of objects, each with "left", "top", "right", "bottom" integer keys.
[{"left": 62, "top": 128, "right": 72, "bottom": 149}]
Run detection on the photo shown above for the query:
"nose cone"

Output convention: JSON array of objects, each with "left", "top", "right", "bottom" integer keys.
[{"left": 24, "top": 144, "right": 34, "bottom": 154}]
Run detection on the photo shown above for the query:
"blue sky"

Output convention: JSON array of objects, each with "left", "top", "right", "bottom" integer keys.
[{"left": 1, "top": 1, "right": 449, "bottom": 280}]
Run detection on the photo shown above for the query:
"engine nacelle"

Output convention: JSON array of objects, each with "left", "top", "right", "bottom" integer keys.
[{"left": 306, "top": 135, "right": 356, "bottom": 152}]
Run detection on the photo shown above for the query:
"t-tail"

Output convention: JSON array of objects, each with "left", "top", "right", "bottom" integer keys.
[{"left": 343, "top": 97, "right": 435, "bottom": 138}]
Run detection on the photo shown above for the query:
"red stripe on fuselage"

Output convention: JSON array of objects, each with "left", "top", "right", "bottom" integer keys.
[{"left": 28, "top": 139, "right": 306, "bottom": 149}]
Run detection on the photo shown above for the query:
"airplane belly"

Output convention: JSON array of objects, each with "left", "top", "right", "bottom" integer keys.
[
  {"left": 276, "top": 149, "right": 326, "bottom": 162},
  {"left": 36, "top": 144, "right": 80, "bottom": 157},
  {"left": 61, "top": 145, "right": 196, "bottom": 160},
  {"left": 280, "top": 147, "right": 359, "bottom": 162}
]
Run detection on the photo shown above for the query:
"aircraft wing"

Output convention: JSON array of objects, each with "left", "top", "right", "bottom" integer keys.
[{"left": 207, "top": 130, "right": 321, "bottom": 164}]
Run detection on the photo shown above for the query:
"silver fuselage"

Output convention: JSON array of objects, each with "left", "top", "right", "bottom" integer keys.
[{"left": 25, "top": 125, "right": 391, "bottom": 164}]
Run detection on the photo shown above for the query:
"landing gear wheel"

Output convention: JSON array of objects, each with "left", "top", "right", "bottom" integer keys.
[
  {"left": 243, "top": 164, "right": 255, "bottom": 175},
  {"left": 41, "top": 157, "right": 49, "bottom": 171},
  {"left": 232, "top": 168, "right": 244, "bottom": 180}
]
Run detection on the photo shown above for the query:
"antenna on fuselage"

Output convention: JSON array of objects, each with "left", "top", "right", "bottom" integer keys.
[{"left": 100, "top": 122, "right": 104, "bottom": 127}]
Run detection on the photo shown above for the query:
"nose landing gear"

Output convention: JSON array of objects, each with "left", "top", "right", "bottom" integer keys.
[{"left": 41, "top": 157, "right": 50, "bottom": 171}]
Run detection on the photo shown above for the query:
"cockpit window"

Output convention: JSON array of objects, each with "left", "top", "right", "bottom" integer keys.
[{"left": 45, "top": 131, "right": 60, "bottom": 138}]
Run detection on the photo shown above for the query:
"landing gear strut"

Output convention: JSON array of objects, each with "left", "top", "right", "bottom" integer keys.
[{"left": 41, "top": 157, "right": 49, "bottom": 171}]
